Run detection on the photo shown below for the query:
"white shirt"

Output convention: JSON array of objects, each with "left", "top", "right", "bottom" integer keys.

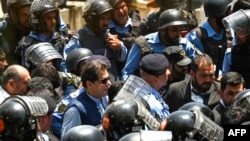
[{"left": 0, "top": 87, "right": 10, "bottom": 104}]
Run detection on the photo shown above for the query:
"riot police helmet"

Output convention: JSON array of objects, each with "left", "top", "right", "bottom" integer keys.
[
  {"left": 66, "top": 48, "right": 93, "bottom": 73},
  {"left": 24, "top": 42, "right": 63, "bottom": 70},
  {"left": 223, "top": 9, "right": 250, "bottom": 36},
  {"left": 179, "top": 102, "right": 215, "bottom": 121},
  {"left": 83, "top": 0, "right": 113, "bottom": 21},
  {"left": 7, "top": 0, "right": 33, "bottom": 24},
  {"left": 158, "top": 9, "right": 187, "bottom": 30},
  {"left": 166, "top": 109, "right": 224, "bottom": 141},
  {"left": 102, "top": 99, "right": 162, "bottom": 140},
  {"left": 204, "top": 0, "right": 233, "bottom": 17},
  {"left": 63, "top": 125, "right": 104, "bottom": 141},
  {"left": 232, "top": 89, "right": 250, "bottom": 109},
  {"left": 0, "top": 95, "right": 48, "bottom": 141},
  {"left": 30, "top": 0, "right": 60, "bottom": 33}
]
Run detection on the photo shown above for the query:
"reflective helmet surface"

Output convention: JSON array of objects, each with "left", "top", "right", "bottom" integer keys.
[
  {"left": 30, "top": 0, "right": 60, "bottom": 32},
  {"left": 223, "top": 9, "right": 250, "bottom": 35},
  {"left": 103, "top": 100, "right": 142, "bottom": 140},
  {"left": 66, "top": 48, "right": 93, "bottom": 72},
  {"left": 83, "top": 0, "right": 113, "bottom": 19},
  {"left": 178, "top": 102, "right": 215, "bottom": 121},
  {"left": 232, "top": 89, "right": 250, "bottom": 109},
  {"left": 166, "top": 110, "right": 195, "bottom": 137},
  {"left": 7, "top": 0, "right": 33, "bottom": 24},
  {"left": 204, "top": 0, "right": 232, "bottom": 17},
  {"left": 158, "top": 9, "right": 187, "bottom": 30},
  {"left": 63, "top": 125, "right": 104, "bottom": 141},
  {"left": 24, "top": 42, "right": 63, "bottom": 69},
  {"left": 0, "top": 96, "right": 48, "bottom": 141}
]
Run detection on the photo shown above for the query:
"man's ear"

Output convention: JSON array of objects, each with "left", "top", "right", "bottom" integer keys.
[
  {"left": 218, "top": 89, "right": 223, "bottom": 97},
  {"left": 189, "top": 69, "right": 194, "bottom": 78}
]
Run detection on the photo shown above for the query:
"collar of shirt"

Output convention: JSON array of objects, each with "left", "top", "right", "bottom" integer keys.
[
  {"left": 86, "top": 92, "right": 102, "bottom": 105},
  {"left": 201, "top": 20, "right": 224, "bottom": 39},
  {"left": 144, "top": 32, "right": 161, "bottom": 45},
  {"left": 109, "top": 17, "right": 132, "bottom": 33},
  {"left": 29, "top": 31, "right": 59, "bottom": 42}
]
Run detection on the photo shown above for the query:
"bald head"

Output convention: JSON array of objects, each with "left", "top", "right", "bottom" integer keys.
[{"left": 2, "top": 64, "right": 31, "bottom": 95}]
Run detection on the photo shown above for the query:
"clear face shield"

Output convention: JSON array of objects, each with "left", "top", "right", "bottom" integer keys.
[{"left": 223, "top": 9, "right": 250, "bottom": 37}]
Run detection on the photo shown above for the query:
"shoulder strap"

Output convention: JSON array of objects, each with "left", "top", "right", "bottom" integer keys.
[{"left": 134, "top": 35, "right": 152, "bottom": 56}]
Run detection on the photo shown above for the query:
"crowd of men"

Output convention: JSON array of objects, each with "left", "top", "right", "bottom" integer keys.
[{"left": 0, "top": 0, "right": 250, "bottom": 140}]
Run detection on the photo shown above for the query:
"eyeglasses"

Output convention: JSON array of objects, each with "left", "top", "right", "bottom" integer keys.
[{"left": 98, "top": 77, "right": 110, "bottom": 84}]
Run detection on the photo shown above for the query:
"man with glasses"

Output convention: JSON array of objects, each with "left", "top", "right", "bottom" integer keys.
[
  {"left": 122, "top": 9, "right": 199, "bottom": 81},
  {"left": 222, "top": 9, "right": 250, "bottom": 88},
  {"left": 60, "top": 60, "right": 111, "bottom": 139}
]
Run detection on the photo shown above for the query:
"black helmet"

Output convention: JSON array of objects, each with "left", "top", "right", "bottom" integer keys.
[
  {"left": 157, "top": 0, "right": 187, "bottom": 10},
  {"left": 232, "top": 89, "right": 250, "bottom": 109},
  {"left": 179, "top": 102, "right": 215, "bottom": 121},
  {"left": 24, "top": 42, "right": 63, "bottom": 70},
  {"left": 102, "top": 99, "right": 161, "bottom": 140},
  {"left": 30, "top": 0, "right": 60, "bottom": 33},
  {"left": 158, "top": 9, "right": 187, "bottom": 30},
  {"left": 7, "top": 0, "right": 33, "bottom": 24},
  {"left": 204, "top": 0, "right": 232, "bottom": 17},
  {"left": 66, "top": 48, "right": 93, "bottom": 73},
  {"left": 223, "top": 9, "right": 250, "bottom": 35},
  {"left": 166, "top": 110, "right": 195, "bottom": 138},
  {"left": 0, "top": 95, "right": 48, "bottom": 141},
  {"left": 83, "top": 0, "right": 113, "bottom": 22},
  {"left": 63, "top": 125, "right": 104, "bottom": 141},
  {"left": 166, "top": 109, "right": 223, "bottom": 141}
]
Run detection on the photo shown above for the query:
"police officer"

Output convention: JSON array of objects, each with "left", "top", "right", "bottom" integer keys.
[
  {"left": 65, "top": 48, "right": 93, "bottom": 76},
  {"left": 63, "top": 0, "right": 127, "bottom": 81},
  {"left": 24, "top": 42, "right": 63, "bottom": 72},
  {"left": 0, "top": 95, "right": 49, "bottom": 141},
  {"left": 107, "top": 0, "right": 141, "bottom": 77},
  {"left": 222, "top": 9, "right": 250, "bottom": 88},
  {"left": 122, "top": 9, "right": 199, "bottom": 80},
  {"left": 17, "top": 0, "right": 66, "bottom": 71},
  {"left": 185, "top": 0, "right": 233, "bottom": 79},
  {"left": 0, "top": 0, "right": 33, "bottom": 65},
  {"left": 139, "top": 0, "right": 198, "bottom": 36}
]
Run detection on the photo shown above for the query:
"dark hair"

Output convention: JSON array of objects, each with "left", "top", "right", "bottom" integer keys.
[
  {"left": 220, "top": 71, "right": 245, "bottom": 91},
  {"left": 190, "top": 54, "right": 213, "bottom": 72},
  {"left": 221, "top": 106, "right": 250, "bottom": 125},
  {"left": 27, "top": 77, "right": 54, "bottom": 92},
  {"left": 108, "top": 81, "right": 125, "bottom": 103},
  {"left": 81, "top": 60, "right": 109, "bottom": 88},
  {"left": 31, "top": 63, "right": 60, "bottom": 88}
]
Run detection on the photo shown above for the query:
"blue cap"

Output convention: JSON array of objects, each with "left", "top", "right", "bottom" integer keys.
[{"left": 140, "top": 53, "right": 169, "bottom": 75}]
